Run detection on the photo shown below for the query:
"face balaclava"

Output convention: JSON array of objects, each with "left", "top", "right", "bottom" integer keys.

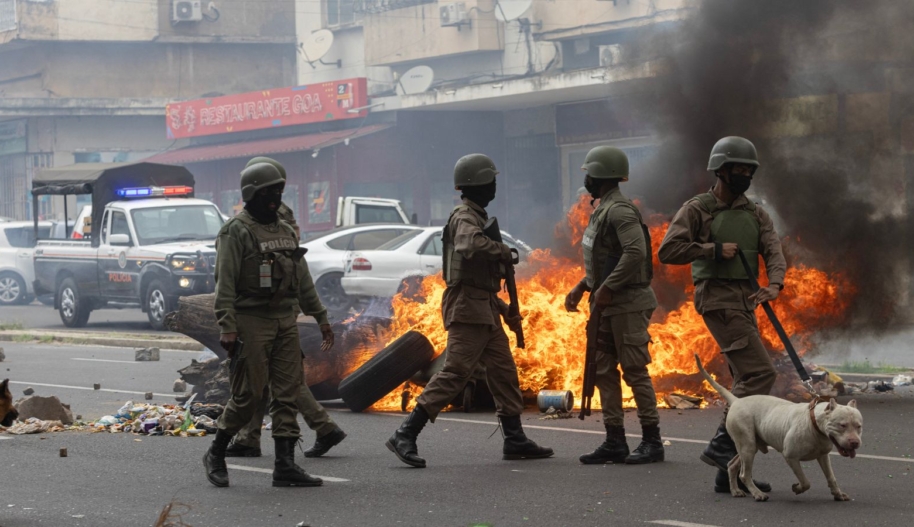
[
  {"left": 461, "top": 180, "right": 497, "bottom": 208},
  {"left": 245, "top": 183, "right": 283, "bottom": 224},
  {"left": 583, "top": 175, "right": 601, "bottom": 201},
  {"left": 724, "top": 169, "right": 752, "bottom": 196}
]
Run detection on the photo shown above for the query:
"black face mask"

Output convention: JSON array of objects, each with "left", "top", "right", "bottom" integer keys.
[
  {"left": 462, "top": 180, "right": 497, "bottom": 208},
  {"left": 245, "top": 186, "right": 283, "bottom": 224},
  {"left": 726, "top": 174, "right": 752, "bottom": 196},
  {"left": 584, "top": 175, "right": 601, "bottom": 200}
]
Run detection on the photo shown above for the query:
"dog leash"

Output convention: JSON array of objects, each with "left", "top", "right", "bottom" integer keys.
[{"left": 737, "top": 249, "right": 817, "bottom": 397}]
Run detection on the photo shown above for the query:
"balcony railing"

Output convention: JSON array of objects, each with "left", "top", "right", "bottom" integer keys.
[{"left": 354, "top": 0, "right": 436, "bottom": 15}]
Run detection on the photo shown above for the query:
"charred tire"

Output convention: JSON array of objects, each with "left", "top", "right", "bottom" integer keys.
[
  {"left": 0, "top": 272, "right": 28, "bottom": 306},
  {"left": 58, "top": 277, "right": 91, "bottom": 328},
  {"left": 338, "top": 331, "right": 435, "bottom": 413},
  {"left": 146, "top": 279, "right": 174, "bottom": 331}
]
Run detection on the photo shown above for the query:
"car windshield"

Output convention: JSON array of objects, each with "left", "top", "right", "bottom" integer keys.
[
  {"left": 376, "top": 230, "right": 425, "bottom": 251},
  {"left": 131, "top": 205, "right": 224, "bottom": 245}
]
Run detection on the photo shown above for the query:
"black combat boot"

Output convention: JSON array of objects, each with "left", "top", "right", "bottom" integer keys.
[
  {"left": 225, "top": 441, "right": 262, "bottom": 458},
  {"left": 714, "top": 469, "right": 772, "bottom": 493},
  {"left": 386, "top": 405, "right": 430, "bottom": 468},
  {"left": 579, "top": 424, "right": 629, "bottom": 464},
  {"left": 304, "top": 427, "right": 347, "bottom": 458},
  {"left": 700, "top": 423, "right": 738, "bottom": 471},
  {"left": 625, "top": 424, "right": 665, "bottom": 464},
  {"left": 500, "top": 415, "right": 554, "bottom": 460},
  {"left": 202, "top": 429, "right": 233, "bottom": 487},
  {"left": 272, "top": 437, "right": 323, "bottom": 487}
]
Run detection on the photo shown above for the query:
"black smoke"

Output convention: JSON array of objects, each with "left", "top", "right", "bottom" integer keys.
[{"left": 627, "top": 0, "right": 914, "bottom": 326}]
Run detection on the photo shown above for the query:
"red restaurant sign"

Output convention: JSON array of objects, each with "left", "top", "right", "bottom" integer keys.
[{"left": 166, "top": 78, "right": 368, "bottom": 139}]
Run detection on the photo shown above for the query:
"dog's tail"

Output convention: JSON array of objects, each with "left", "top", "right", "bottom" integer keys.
[{"left": 694, "top": 354, "right": 737, "bottom": 405}]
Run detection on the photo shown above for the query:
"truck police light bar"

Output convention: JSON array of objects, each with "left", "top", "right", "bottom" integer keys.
[{"left": 116, "top": 186, "right": 193, "bottom": 198}]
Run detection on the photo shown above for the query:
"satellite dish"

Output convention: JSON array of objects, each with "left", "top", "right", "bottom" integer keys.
[
  {"left": 495, "top": 0, "right": 533, "bottom": 22},
  {"left": 300, "top": 29, "right": 334, "bottom": 63},
  {"left": 397, "top": 65, "right": 435, "bottom": 95}
]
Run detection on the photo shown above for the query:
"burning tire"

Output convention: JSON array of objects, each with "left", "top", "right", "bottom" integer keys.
[{"left": 338, "top": 331, "right": 435, "bottom": 413}]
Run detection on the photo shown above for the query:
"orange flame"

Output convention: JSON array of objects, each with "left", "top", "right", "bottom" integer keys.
[{"left": 368, "top": 195, "right": 855, "bottom": 411}]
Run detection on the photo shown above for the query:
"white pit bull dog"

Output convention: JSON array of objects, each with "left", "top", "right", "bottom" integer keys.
[{"left": 695, "top": 355, "right": 862, "bottom": 502}]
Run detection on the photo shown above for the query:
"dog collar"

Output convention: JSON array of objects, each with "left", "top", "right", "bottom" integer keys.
[{"left": 808, "top": 398, "right": 827, "bottom": 437}]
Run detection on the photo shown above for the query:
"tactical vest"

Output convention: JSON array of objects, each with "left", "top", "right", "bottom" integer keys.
[
  {"left": 689, "top": 193, "right": 760, "bottom": 283},
  {"left": 234, "top": 212, "right": 303, "bottom": 305},
  {"left": 583, "top": 194, "right": 653, "bottom": 290},
  {"left": 442, "top": 205, "right": 502, "bottom": 293}
]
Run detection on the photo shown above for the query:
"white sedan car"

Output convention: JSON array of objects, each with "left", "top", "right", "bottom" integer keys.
[
  {"left": 301, "top": 223, "right": 424, "bottom": 318},
  {"left": 341, "top": 226, "right": 532, "bottom": 300}
]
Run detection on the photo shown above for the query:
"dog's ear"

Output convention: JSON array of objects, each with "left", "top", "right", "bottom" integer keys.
[
  {"left": 827, "top": 398, "right": 838, "bottom": 412},
  {"left": 1, "top": 379, "right": 8, "bottom": 392},
  {"left": 847, "top": 399, "right": 857, "bottom": 409}
]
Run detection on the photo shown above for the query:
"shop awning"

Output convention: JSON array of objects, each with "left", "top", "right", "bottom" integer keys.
[{"left": 146, "top": 124, "right": 392, "bottom": 165}]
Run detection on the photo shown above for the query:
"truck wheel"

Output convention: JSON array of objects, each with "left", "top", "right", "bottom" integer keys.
[
  {"left": 58, "top": 277, "right": 91, "bottom": 327},
  {"left": 146, "top": 279, "right": 174, "bottom": 331},
  {"left": 315, "top": 272, "right": 351, "bottom": 319},
  {"left": 0, "top": 272, "right": 28, "bottom": 306},
  {"left": 338, "top": 331, "right": 435, "bottom": 413}
]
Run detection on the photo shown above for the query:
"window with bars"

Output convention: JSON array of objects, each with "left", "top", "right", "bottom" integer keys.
[{"left": 326, "top": 0, "right": 358, "bottom": 27}]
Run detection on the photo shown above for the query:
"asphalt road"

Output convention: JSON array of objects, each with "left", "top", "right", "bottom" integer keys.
[
  {"left": 2, "top": 341, "right": 914, "bottom": 527},
  {"left": 0, "top": 301, "right": 156, "bottom": 334}
]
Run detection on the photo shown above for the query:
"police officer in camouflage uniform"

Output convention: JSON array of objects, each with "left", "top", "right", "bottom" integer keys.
[
  {"left": 223, "top": 157, "right": 347, "bottom": 460},
  {"left": 564, "top": 146, "right": 665, "bottom": 465},
  {"left": 202, "top": 163, "right": 335, "bottom": 488},
  {"left": 386, "top": 154, "right": 554, "bottom": 468},
  {"left": 658, "top": 136, "right": 785, "bottom": 493}
]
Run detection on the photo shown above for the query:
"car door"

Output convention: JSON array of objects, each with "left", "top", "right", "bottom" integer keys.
[
  {"left": 417, "top": 230, "right": 444, "bottom": 275},
  {"left": 98, "top": 210, "right": 136, "bottom": 299}
]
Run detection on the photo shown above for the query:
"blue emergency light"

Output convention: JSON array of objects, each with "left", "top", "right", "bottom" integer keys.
[{"left": 116, "top": 186, "right": 193, "bottom": 198}]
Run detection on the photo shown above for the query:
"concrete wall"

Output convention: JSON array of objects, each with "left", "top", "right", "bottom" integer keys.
[
  {"left": 157, "top": 0, "right": 296, "bottom": 42},
  {"left": 532, "top": 0, "right": 691, "bottom": 40},
  {"left": 0, "top": 41, "right": 296, "bottom": 99},
  {"left": 363, "top": 0, "right": 503, "bottom": 66}
]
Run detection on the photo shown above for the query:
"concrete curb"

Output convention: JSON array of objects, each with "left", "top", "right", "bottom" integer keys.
[{"left": 0, "top": 330, "right": 204, "bottom": 351}]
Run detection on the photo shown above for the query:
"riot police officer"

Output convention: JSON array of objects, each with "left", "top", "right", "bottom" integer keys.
[
  {"left": 564, "top": 146, "right": 665, "bottom": 465},
  {"left": 386, "top": 154, "right": 553, "bottom": 468},
  {"left": 658, "top": 136, "right": 785, "bottom": 493},
  {"left": 202, "top": 163, "right": 334, "bottom": 488}
]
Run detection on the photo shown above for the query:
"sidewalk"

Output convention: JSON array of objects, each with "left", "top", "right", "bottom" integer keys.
[{"left": 0, "top": 329, "right": 203, "bottom": 351}]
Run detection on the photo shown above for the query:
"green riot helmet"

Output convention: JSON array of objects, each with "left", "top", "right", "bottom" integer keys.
[
  {"left": 453, "top": 154, "right": 498, "bottom": 188},
  {"left": 246, "top": 156, "right": 287, "bottom": 181},
  {"left": 707, "top": 136, "right": 759, "bottom": 172},
  {"left": 241, "top": 163, "right": 284, "bottom": 202},
  {"left": 581, "top": 146, "right": 629, "bottom": 180}
]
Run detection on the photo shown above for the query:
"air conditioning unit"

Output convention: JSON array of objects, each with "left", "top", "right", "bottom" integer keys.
[
  {"left": 599, "top": 44, "right": 623, "bottom": 67},
  {"left": 172, "top": 1, "right": 203, "bottom": 23},
  {"left": 440, "top": 2, "right": 468, "bottom": 28}
]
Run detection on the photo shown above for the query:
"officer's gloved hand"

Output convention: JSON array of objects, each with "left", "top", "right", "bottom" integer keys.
[
  {"left": 220, "top": 332, "right": 238, "bottom": 355},
  {"left": 319, "top": 324, "right": 335, "bottom": 352},
  {"left": 504, "top": 311, "right": 524, "bottom": 335}
]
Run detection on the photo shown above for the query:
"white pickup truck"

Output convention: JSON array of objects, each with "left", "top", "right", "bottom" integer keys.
[
  {"left": 31, "top": 162, "right": 221, "bottom": 329},
  {"left": 335, "top": 196, "right": 414, "bottom": 227}
]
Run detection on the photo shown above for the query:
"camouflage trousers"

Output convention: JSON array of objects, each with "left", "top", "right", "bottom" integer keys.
[
  {"left": 217, "top": 314, "right": 302, "bottom": 439},
  {"left": 595, "top": 308, "right": 660, "bottom": 428}
]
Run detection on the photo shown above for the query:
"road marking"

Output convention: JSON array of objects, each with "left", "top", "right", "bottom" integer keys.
[
  {"left": 8, "top": 381, "right": 172, "bottom": 398},
  {"left": 0, "top": 436, "right": 11, "bottom": 441},
  {"left": 648, "top": 521, "right": 721, "bottom": 527},
  {"left": 377, "top": 413, "right": 914, "bottom": 463},
  {"left": 71, "top": 358, "right": 141, "bottom": 364},
  {"left": 226, "top": 464, "right": 349, "bottom": 482}
]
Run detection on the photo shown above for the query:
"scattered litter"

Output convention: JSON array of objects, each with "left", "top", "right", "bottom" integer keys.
[
  {"left": 538, "top": 406, "right": 574, "bottom": 420},
  {"left": 22, "top": 387, "right": 34, "bottom": 396},
  {"left": 173, "top": 379, "right": 187, "bottom": 392},
  {"left": 870, "top": 381, "right": 894, "bottom": 393},
  {"left": 663, "top": 440, "right": 672, "bottom": 446},
  {"left": 144, "top": 392, "right": 153, "bottom": 401},
  {"left": 59, "top": 447, "right": 67, "bottom": 457},
  {"left": 664, "top": 392, "right": 703, "bottom": 410},
  {"left": 892, "top": 374, "right": 912, "bottom": 387},
  {"left": 71, "top": 515, "right": 85, "bottom": 519},
  {"left": 14, "top": 395, "right": 74, "bottom": 425},
  {"left": 4, "top": 418, "right": 67, "bottom": 435},
  {"left": 135, "top": 347, "right": 160, "bottom": 362}
]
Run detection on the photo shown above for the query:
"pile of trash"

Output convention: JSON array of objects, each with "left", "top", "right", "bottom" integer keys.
[
  {"left": 90, "top": 400, "right": 225, "bottom": 437},
  {"left": 2, "top": 418, "right": 73, "bottom": 435},
  {"left": 805, "top": 363, "right": 913, "bottom": 396}
]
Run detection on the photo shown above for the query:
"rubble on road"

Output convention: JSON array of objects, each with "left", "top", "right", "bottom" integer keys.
[
  {"left": 0, "top": 347, "right": 5, "bottom": 361},
  {"left": 135, "top": 347, "right": 161, "bottom": 361},
  {"left": 3, "top": 418, "right": 69, "bottom": 435},
  {"left": 177, "top": 358, "right": 230, "bottom": 404},
  {"left": 664, "top": 392, "right": 703, "bottom": 409},
  {"left": 88, "top": 400, "right": 224, "bottom": 437},
  {"left": 173, "top": 379, "right": 187, "bottom": 392},
  {"left": 15, "top": 395, "right": 74, "bottom": 425}
]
